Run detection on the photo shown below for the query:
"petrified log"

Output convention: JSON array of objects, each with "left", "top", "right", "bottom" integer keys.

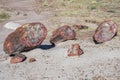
[
  {"left": 67, "top": 44, "right": 83, "bottom": 56},
  {"left": 50, "top": 25, "right": 76, "bottom": 44},
  {"left": 93, "top": 20, "right": 117, "bottom": 43},
  {"left": 3, "top": 22, "right": 47, "bottom": 63}
]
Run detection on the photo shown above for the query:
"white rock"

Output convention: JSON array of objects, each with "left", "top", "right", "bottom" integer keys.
[{"left": 4, "top": 22, "right": 21, "bottom": 30}]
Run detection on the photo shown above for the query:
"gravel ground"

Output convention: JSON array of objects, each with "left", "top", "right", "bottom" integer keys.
[{"left": 0, "top": 0, "right": 120, "bottom": 80}]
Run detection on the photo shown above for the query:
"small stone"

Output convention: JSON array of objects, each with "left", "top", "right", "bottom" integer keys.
[
  {"left": 73, "top": 24, "right": 88, "bottom": 30},
  {"left": 3, "top": 55, "right": 8, "bottom": 60},
  {"left": 85, "top": 20, "right": 99, "bottom": 24},
  {"left": 58, "top": 76, "right": 60, "bottom": 78},
  {"left": 50, "top": 25, "right": 76, "bottom": 44},
  {"left": 23, "top": 13, "right": 27, "bottom": 16},
  {"left": 93, "top": 20, "right": 118, "bottom": 43},
  {"left": 15, "top": 11, "right": 20, "bottom": 15},
  {"left": 10, "top": 55, "right": 25, "bottom": 64},
  {"left": 29, "top": 58, "right": 36, "bottom": 63},
  {"left": 67, "top": 44, "right": 83, "bottom": 56},
  {"left": 4, "top": 22, "right": 21, "bottom": 30}
]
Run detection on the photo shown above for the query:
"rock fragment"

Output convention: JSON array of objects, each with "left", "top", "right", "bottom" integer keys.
[
  {"left": 4, "top": 22, "right": 21, "bottom": 30},
  {"left": 93, "top": 20, "right": 117, "bottom": 43},
  {"left": 73, "top": 24, "right": 88, "bottom": 30},
  {"left": 67, "top": 44, "right": 83, "bottom": 56},
  {"left": 85, "top": 20, "right": 99, "bottom": 24},
  {"left": 29, "top": 58, "right": 36, "bottom": 63},
  {"left": 10, "top": 54, "right": 26, "bottom": 64}
]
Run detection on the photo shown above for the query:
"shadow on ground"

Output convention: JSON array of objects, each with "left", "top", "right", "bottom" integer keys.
[{"left": 39, "top": 43, "right": 55, "bottom": 50}]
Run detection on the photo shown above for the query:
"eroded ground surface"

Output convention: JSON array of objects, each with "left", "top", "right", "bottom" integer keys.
[{"left": 0, "top": 0, "right": 120, "bottom": 80}]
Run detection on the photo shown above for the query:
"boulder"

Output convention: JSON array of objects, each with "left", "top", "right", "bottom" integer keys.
[
  {"left": 73, "top": 24, "right": 88, "bottom": 30},
  {"left": 93, "top": 20, "right": 117, "bottom": 43},
  {"left": 50, "top": 25, "right": 76, "bottom": 44},
  {"left": 3, "top": 22, "right": 47, "bottom": 63}
]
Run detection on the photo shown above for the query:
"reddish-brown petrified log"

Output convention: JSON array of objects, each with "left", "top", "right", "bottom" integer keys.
[
  {"left": 93, "top": 20, "right": 117, "bottom": 43},
  {"left": 3, "top": 22, "right": 47, "bottom": 63},
  {"left": 67, "top": 44, "right": 83, "bottom": 56},
  {"left": 50, "top": 25, "right": 76, "bottom": 44}
]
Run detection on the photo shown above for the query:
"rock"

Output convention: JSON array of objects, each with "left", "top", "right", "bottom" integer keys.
[
  {"left": 85, "top": 20, "right": 99, "bottom": 24},
  {"left": 4, "top": 22, "right": 21, "bottom": 30},
  {"left": 93, "top": 20, "right": 117, "bottom": 43},
  {"left": 23, "top": 13, "right": 27, "bottom": 16},
  {"left": 50, "top": 25, "right": 76, "bottom": 44},
  {"left": 29, "top": 58, "right": 36, "bottom": 63},
  {"left": 3, "top": 22, "right": 47, "bottom": 62},
  {"left": 67, "top": 44, "right": 83, "bottom": 56},
  {"left": 15, "top": 11, "right": 20, "bottom": 15},
  {"left": 10, "top": 54, "right": 26, "bottom": 64},
  {"left": 73, "top": 24, "right": 88, "bottom": 30}
]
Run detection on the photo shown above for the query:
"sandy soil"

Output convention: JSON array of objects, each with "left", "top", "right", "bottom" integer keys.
[{"left": 0, "top": 0, "right": 120, "bottom": 80}]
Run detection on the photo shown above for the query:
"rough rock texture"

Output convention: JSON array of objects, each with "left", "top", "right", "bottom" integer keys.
[
  {"left": 93, "top": 20, "right": 118, "bottom": 43},
  {"left": 3, "top": 22, "right": 47, "bottom": 62},
  {"left": 10, "top": 54, "right": 26, "bottom": 64},
  {"left": 67, "top": 44, "right": 83, "bottom": 56},
  {"left": 50, "top": 25, "right": 76, "bottom": 44}
]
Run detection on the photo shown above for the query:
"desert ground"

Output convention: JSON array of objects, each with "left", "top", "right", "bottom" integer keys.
[{"left": 0, "top": 0, "right": 120, "bottom": 80}]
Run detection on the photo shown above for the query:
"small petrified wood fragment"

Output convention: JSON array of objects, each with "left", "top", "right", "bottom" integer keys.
[
  {"left": 67, "top": 44, "right": 83, "bottom": 56},
  {"left": 50, "top": 25, "right": 76, "bottom": 44},
  {"left": 73, "top": 24, "right": 88, "bottom": 30},
  {"left": 29, "top": 58, "right": 36, "bottom": 63},
  {"left": 3, "top": 22, "right": 47, "bottom": 63},
  {"left": 93, "top": 20, "right": 117, "bottom": 43},
  {"left": 10, "top": 54, "right": 26, "bottom": 64}
]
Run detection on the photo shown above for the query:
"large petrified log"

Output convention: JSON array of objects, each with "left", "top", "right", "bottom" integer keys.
[
  {"left": 3, "top": 22, "right": 47, "bottom": 63},
  {"left": 50, "top": 25, "right": 76, "bottom": 44},
  {"left": 93, "top": 20, "right": 117, "bottom": 43}
]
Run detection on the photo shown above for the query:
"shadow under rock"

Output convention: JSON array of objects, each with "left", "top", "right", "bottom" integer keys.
[{"left": 39, "top": 43, "right": 55, "bottom": 50}]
